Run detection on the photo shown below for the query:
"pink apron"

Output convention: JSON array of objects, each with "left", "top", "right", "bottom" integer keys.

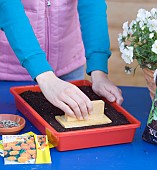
[{"left": 0, "top": 0, "right": 85, "bottom": 81}]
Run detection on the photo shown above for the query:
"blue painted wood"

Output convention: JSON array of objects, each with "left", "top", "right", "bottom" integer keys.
[{"left": 0, "top": 81, "right": 156, "bottom": 170}]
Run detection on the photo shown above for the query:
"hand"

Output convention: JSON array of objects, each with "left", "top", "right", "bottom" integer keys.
[
  {"left": 36, "top": 71, "right": 93, "bottom": 120},
  {"left": 91, "top": 71, "right": 123, "bottom": 105}
]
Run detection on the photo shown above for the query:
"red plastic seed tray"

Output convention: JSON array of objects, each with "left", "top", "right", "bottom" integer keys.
[{"left": 10, "top": 80, "right": 140, "bottom": 151}]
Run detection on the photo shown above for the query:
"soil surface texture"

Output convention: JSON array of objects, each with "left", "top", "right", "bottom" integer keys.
[{"left": 20, "top": 86, "right": 130, "bottom": 132}]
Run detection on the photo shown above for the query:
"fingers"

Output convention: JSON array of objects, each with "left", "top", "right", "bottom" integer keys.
[
  {"left": 76, "top": 89, "right": 93, "bottom": 115},
  {"left": 116, "top": 88, "right": 124, "bottom": 105},
  {"left": 63, "top": 96, "right": 85, "bottom": 120},
  {"left": 98, "top": 87, "right": 116, "bottom": 102},
  {"left": 91, "top": 71, "right": 124, "bottom": 105},
  {"left": 62, "top": 88, "right": 93, "bottom": 120},
  {"left": 93, "top": 85, "right": 123, "bottom": 105},
  {"left": 110, "top": 87, "right": 123, "bottom": 105},
  {"left": 36, "top": 73, "right": 93, "bottom": 120},
  {"left": 56, "top": 101, "right": 77, "bottom": 119}
]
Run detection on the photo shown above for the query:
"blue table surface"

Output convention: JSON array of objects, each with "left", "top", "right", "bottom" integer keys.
[{"left": 0, "top": 81, "right": 157, "bottom": 170}]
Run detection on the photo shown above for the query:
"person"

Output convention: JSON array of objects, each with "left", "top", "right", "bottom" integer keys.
[{"left": 0, "top": 0, "right": 123, "bottom": 120}]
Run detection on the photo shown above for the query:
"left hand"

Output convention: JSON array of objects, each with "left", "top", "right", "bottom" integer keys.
[{"left": 91, "top": 70, "right": 123, "bottom": 105}]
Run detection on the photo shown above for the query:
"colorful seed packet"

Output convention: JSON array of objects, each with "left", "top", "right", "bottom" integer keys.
[
  {"left": 0, "top": 140, "right": 3, "bottom": 157},
  {"left": 2, "top": 134, "right": 51, "bottom": 164},
  {"left": 0, "top": 131, "right": 54, "bottom": 159}
]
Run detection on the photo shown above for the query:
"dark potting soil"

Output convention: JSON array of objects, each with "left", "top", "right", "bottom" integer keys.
[{"left": 20, "top": 86, "right": 130, "bottom": 132}]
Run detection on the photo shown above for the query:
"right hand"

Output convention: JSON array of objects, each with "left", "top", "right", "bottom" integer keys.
[
  {"left": 36, "top": 71, "right": 93, "bottom": 120},
  {"left": 91, "top": 70, "right": 123, "bottom": 105}
]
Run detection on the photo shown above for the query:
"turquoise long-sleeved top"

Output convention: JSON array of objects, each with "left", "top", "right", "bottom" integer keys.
[
  {"left": 78, "top": 0, "right": 111, "bottom": 75},
  {"left": 0, "top": 0, "right": 111, "bottom": 80}
]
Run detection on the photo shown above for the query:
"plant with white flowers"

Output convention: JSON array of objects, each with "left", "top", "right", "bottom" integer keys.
[{"left": 118, "top": 8, "right": 157, "bottom": 73}]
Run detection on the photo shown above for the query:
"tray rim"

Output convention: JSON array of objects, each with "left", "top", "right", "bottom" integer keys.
[{"left": 10, "top": 80, "right": 141, "bottom": 138}]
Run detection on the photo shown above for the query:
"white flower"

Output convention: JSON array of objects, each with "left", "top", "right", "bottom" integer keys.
[
  {"left": 154, "top": 69, "right": 157, "bottom": 82},
  {"left": 118, "top": 33, "right": 123, "bottom": 46},
  {"left": 128, "top": 28, "right": 133, "bottom": 35},
  {"left": 139, "top": 21, "right": 145, "bottom": 29},
  {"left": 146, "top": 64, "right": 152, "bottom": 69},
  {"left": 150, "top": 8, "right": 157, "bottom": 18},
  {"left": 151, "top": 40, "right": 157, "bottom": 54},
  {"left": 122, "top": 21, "right": 129, "bottom": 37},
  {"left": 149, "top": 33, "right": 154, "bottom": 39},
  {"left": 121, "top": 46, "right": 134, "bottom": 64},
  {"left": 129, "top": 20, "right": 136, "bottom": 29},
  {"left": 145, "top": 11, "right": 151, "bottom": 19},
  {"left": 137, "top": 9, "right": 147, "bottom": 21},
  {"left": 119, "top": 42, "right": 125, "bottom": 53},
  {"left": 124, "top": 66, "right": 133, "bottom": 74},
  {"left": 118, "top": 8, "right": 157, "bottom": 72},
  {"left": 129, "top": 20, "right": 136, "bottom": 34},
  {"left": 137, "top": 9, "right": 151, "bottom": 22},
  {"left": 147, "top": 19, "right": 157, "bottom": 32},
  {"left": 139, "top": 37, "right": 142, "bottom": 42}
]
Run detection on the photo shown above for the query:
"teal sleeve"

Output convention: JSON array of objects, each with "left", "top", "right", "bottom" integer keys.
[
  {"left": 0, "top": 0, "right": 53, "bottom": 80},
  {"left": 78, "top": 0, "right": 111, "bottom": 75}
]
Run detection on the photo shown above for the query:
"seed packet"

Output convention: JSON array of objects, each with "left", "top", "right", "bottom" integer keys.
[
  {"left": 0, "top": 140, "right": 3, "bottom": 157},
  {"left": 2, "top": 135, "right": 36, "bottom": 164},
  {"left": 0, "top": 131, "right": 54, "bottom": 159},
  {"left": 34, "top": 135, "right": 51, "bottom": 164},
  {"left": 0, "top": 131, "right": 55, "bottom": 163},
  {"left": 2, "top": 134, "right": 51, "bottom": 164},
  {"left": 142, "top": 70, "right": 157, "bottom": 144}
]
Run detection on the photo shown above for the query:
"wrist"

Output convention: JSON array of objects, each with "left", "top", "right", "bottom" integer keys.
[
  {"left": 91, "top": 70, "right": 108, "bottom": 78},
  {"left": 91, "top": 70, "right": 108, "bottom": 83},
  {"left": 36, "top": 71, "right": 56, "bottom": 83}
]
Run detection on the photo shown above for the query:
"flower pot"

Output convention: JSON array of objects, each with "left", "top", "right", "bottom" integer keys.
[{"left": 143, "top": 68, "right": 155, "bottom": 100}]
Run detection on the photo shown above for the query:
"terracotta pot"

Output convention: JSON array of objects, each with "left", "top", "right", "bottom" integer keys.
[
  {"left": 0, "top": 114, "right": 25, "bottom": 135},
  {"left": 143, "top": 68, "right": 156, "bottom": 100}
]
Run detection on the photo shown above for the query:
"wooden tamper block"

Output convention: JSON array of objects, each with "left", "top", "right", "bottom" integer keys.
[{"left": 55, "top": 100, "right": 112, "bottom": 128}]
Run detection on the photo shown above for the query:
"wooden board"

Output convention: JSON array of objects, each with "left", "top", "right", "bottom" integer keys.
[
  {"left": 55, "top": 100, "right": 112, "bottom": 128},
  {"left": 55, "top": 114, "right": 112, "bottom": 128}
]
